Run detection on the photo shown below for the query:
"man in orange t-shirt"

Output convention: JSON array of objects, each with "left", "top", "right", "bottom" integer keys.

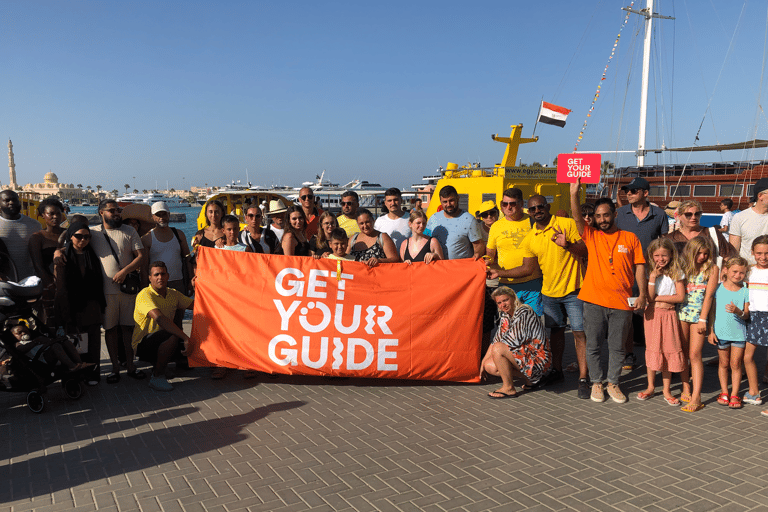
[{"left": 570, "top": 180, "right": 647, "bottom": 405}]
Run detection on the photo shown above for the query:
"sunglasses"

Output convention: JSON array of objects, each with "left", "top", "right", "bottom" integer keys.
[
  {"left": 72, "top": 233, "right": 91, "bottom": 240},
  {"left": 582, "top": 212, "right": 595, "bottom": 217},
  {"left": 103, "top": 208, "right": 122, "bottom": 214},
  {"left": 500, "top": 201, "right": 518, "bottom": 208},
  {"left": 341, "top": 201, "right": 355, "bottom": 206},
  {"left": 528, "top": 204, "right": 547, "bottom": 211},
  {"left": 626, "top": 188, "right": 644, "bottom": 195},
  {"left": 683, "top": 211, "right": 703, "bottom": 219},
  {"left": 300, "top": 194, "right": 314, "bottom": 200},
  {"left": 479, "top": 211, "right": 495, "bottom": 218}
]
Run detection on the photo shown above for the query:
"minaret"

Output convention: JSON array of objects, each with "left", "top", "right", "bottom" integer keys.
[{"left": 8, "top": 140, "right": 17, "bottom": 190}]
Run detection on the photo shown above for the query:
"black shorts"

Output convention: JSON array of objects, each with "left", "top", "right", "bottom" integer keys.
[{"left": 135, "top": 330, "right": 181, "bottom": 364}]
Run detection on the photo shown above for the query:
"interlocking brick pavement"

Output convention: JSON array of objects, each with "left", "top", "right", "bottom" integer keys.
[{"left": 2, "top": 327, "right": 768, "bottom": 511}]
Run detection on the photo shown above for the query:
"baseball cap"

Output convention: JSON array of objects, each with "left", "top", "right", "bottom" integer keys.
[
  {"left": 753, "top": 178, "right": 768, "bottom": 201},
  {"left": 151, "top": 201, "right": 170, "bottom": 214},
  {"left": 620, "top": 177, "right": 650, "bottom": 191}
]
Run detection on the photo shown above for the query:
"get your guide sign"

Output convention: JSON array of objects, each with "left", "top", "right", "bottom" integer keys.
[
  {"left": 189, "top": 249, "right": 485, "bottom": 382},
  {"left": 557, "top": 153, "right": 601, "bottom": 183}
]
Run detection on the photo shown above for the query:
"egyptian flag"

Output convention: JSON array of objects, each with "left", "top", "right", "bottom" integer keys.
[{"left": 538, "top": 101, "right": 571, "bottom": 128}]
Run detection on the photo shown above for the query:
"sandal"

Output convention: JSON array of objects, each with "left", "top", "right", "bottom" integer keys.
[
  {"left": 680, "top": 392, "right": 691, "bottom": 403},
  {"left": 717, "top": 392, "right": 730, "bottom": 405},
  {"left": 664, "top": 396, "right": 681, "bottom": 406},
  {"left": 127, "top": 369, "right": 146, "bottom": 380},
  {"left": 636, "top": 391, "right": 654, "bottom": 401},
  {"left": 681, "top": 402, "right": 705, "bottom": 412},
  {"left": 106, "top": 372, "right": 120, "bottom": 384},
  {"left": 728, "top": 395, "right": 743, "bottom": 409}
]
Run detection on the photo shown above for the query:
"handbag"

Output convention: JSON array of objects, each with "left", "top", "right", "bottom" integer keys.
[{"left": 103, "top": 232, "right": 141, "bottom": 295}]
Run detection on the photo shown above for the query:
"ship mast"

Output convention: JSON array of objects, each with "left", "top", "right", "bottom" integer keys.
[{"left": 623, "top": 1, "right": 674, "bottom": 167}]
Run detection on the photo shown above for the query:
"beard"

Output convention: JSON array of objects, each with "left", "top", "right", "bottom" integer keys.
[
  {"left": 104, "top": 216, "right": 122, "bottom": 229},
  {"left": 156, "top": 220, "right": 169, "bottom": 228},
  {"left": 598, "top": 220, "right": 614, "bottom": 232}
]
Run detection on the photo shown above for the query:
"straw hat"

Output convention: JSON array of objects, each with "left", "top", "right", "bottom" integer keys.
[
  {"left": 121, "top": 203, "right": 156, "bottom": 236},
  {"left": 664, "top": 200, "right": 682, "bottom": 216},
  {"left": 268, "top": 199, "right": 288, "bottom": 215}
]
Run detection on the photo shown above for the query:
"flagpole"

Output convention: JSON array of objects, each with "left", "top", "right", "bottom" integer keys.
[{"left": 532, "top": 99, "right": 542, "bottom": 138}]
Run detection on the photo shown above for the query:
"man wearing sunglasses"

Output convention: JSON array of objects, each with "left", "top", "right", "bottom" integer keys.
[
  {"left": 486, "top": 188, "right": 543, "bottom": 316},
  {"left": 616, "top": 177, "right": 669, "bottom": 371},
  {"left": 0, "top": 189, "right": 42, "bottom": 279},
  {"left": 337, "top": 190, "right": 361, "bottom": 237},
  {"left": 298, "top": 187, "right": 323, "bottom": 238},
  {"left": 374, "top": 188, "right": 411, "bottom": 249}
]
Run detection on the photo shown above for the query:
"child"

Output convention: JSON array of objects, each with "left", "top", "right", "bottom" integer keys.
[
  {"left": 219, "top": 215, "right": 252, "bottom": 252},
  {"left": 12, "top": 323, "right": 91, "bottom": 372},
  {"left": 677, "top": 237, "right": 719, "bottom": 412},
  {"left": 637, "top": 238, "right": 687, "bottom": 405},
  {"left": 709, "top": 256, "right": 750, "bottom": 409},
  {"left": 324, "top": 228, "right": 354, "bottom": 261},
  {"left": 745, "top": 236, "right": 768, "bottom": 412}
]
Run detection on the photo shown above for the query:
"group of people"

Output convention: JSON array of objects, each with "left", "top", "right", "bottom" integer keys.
[{"left": 4, "top": 175, "right": 768, "bottom": 411}]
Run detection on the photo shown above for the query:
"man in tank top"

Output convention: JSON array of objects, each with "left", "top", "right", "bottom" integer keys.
[{"left": 141, "top": 202, "right": 192, "bottom": 327}]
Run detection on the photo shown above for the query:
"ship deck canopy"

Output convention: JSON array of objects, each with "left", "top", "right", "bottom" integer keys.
[{"left": 650, "top": 139, "right": 768, "bottom": 152}]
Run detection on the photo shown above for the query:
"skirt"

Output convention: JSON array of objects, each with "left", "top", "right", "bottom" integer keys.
[
  {"left": 747, "top": 311, "right": 768, "bottom": 346},
  {"left": 644, "top": 305, "right": 687, "bottom": 373},
  {"left": 505, "top": 338, "right": 552, "bottom": 385}
]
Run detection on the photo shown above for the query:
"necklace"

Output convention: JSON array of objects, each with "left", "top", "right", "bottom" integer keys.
[{"left": 600, "top": 230, "right": 620, "bottom": 269}]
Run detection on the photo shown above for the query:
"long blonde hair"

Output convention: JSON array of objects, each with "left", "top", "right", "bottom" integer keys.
[
  {"left": 680, "top": 237, "right": 714, "bottom": 280},
  {"left": 647, "top": 238, "right": 682, "bottom": 279}
]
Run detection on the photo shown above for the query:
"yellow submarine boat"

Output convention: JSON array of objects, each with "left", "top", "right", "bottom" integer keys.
[{"left": 424, "top": 124, "right": 581, "bottom": 217}]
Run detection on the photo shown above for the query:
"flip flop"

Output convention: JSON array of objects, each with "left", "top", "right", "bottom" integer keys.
[
  {"left": 717, "top": 392, "right": 730, "bottom": 406},
  {"left": 636, "top": 391, "right": 654, "bottom": 401},
  {"left": 488, "top": 390, "right": 518, "bottom": 399},
  {"left": 681, "top": 402, "right": 705, "bottom": 413},
  {"left": 106, "top": 372, "right": 120, "bottom": 384},
  {"left": 680, "top": 392, "right": 691, "bottom": 403},
  {"left": 664, "top": 396, "right": 681, "bottom": 406}
]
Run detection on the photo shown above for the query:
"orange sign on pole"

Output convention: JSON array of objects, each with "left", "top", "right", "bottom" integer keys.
[{"left": 188, "top": 248, "right": 485, "bottom": 383}]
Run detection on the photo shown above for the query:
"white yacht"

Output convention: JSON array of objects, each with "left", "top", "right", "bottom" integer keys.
[{"left": 116, "top": 192, "right": 189, "bottom": 207}]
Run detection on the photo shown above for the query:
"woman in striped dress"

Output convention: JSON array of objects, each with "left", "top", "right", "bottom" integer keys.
[{"left": 480, "top": 286, "right": 551, "bottom": 398}]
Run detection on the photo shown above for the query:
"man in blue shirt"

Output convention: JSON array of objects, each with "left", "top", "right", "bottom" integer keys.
[{"left": 426, "top": 186, "right": 484, "bottom": 260}]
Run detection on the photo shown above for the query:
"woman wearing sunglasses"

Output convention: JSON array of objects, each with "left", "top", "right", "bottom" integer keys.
[
  {"left": 54, "top": 222, "right": 106, "bottom": 385},
  {"left": 662, "top": 200, "right": 734, "bottom": 263}
]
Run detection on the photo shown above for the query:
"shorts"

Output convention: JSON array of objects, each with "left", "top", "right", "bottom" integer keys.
[
  {"left": 103, "top": 293, "right": 137, "bottom": 330},
  {"left": 509, "top": 278, "right": 543, "bottom": 317},
  {"left": 716, "top": 339, "right": 746, "bottom": 350},
  {"left": 747, "top": 311, "right": 768, "bottom": 346},
  {"left": 542, "top": 291, "right": 584, "bottom": 332},
  {"left": 135, "top": 330, "right": 181, "bottom": 364}
]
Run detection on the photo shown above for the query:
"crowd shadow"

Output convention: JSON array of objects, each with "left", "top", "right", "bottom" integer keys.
[{"left": 0, "top": 400, "right": 305, "bottom": 502}]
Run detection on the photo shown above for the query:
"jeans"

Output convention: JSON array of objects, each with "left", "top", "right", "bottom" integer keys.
[{"left": 583, "top": 302, "right": 632, "bottom": 384}]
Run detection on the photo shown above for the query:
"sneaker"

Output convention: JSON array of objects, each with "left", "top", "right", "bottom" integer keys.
[
  {"left": 606, "top": 383, "right": 627, "bottom": 404},
  {"left": 148, "top": 375, "right": 174, "bottom": 392},
  {"left": 577, "top": 378, "right": 590, "bottom": 399},
  {"left": 622, "top": 353, "right": 636, "bottom": 371},
  {"left": 744, "top": 392, "right": 763, "bottom": 405},
  {"left": 591, "top": 382, "right": 605, "bottom": 402}
]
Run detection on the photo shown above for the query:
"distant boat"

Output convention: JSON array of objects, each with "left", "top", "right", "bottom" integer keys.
[{"left": 116, "top": 192, "right": 189, "bottom": 207}]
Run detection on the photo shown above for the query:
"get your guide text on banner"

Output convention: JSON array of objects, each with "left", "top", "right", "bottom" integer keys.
[{"left": 189, "top": 248, "right": 485, "bottom": 382}]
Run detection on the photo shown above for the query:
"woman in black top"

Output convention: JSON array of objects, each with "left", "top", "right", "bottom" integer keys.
[
  {"left": 400, "top": 210, "right": 444, "bottom": 264},
  {"left": 281, "top": 206, "right": 311, "bottom": 256},
  {"left": 192, "top": 200, "right": 225, "bottom": 251}
]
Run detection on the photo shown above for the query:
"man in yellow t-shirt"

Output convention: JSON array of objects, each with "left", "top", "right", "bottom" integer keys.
[
  {"left": 336, "top": 190, "right": 361, "bottom": 237},
  {"left": 133, "top": 261, "right": 194, "bottom": 392},
  {"left": 486, "top": 188, "right": 542, "bottom": 315},
  {"left": 491, "top": 194, "right": 589, "bottom": 395}
]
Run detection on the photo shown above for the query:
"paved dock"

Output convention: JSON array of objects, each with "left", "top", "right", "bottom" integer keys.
[{"left": 2, "top": 327, "right": 768, "bottom": 511}]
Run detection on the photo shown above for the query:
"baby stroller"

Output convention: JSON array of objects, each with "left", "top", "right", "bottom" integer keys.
[{"left": 0, "top": 277, "right": 88, "bottom": 413}]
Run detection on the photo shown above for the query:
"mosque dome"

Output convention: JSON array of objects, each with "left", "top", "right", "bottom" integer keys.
[{"left": 43, "top": 171, "right": 59, "bottom": 184}]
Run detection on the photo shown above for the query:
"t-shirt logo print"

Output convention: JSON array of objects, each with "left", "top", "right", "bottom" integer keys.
[
  {"left": 503, "top": 230, "right": 527, "bottom": 247},
  {"left": 617, "top": 244, "right": 629, "bottom": 254}
]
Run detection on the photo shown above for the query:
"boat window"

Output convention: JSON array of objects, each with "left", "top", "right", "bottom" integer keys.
[
  {"left": 482, "top": 193, "right": 496, "bottom": 204},
  {"left": 670, "top": 185, "right": 690, "bottom": 197},
  {"left": 693, "top": 185, "right": 716, "bottom": 197},
  {"left": 720, "top": 184, "right": 744, "bottom": 197},
  {"left": 648, "top": 186, "right": 665, "bottom": 196},
  {"left": 458, "top": 194, "right": 469, "bottom": 211},
  {"left": 747, "top": 185, "right": 755, "bottom": 199}
]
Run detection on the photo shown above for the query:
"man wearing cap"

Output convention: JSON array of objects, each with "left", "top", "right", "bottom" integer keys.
[
  {"left": 374, "top": 188, "right": 411, "bottom": 249},
  {"left": 486, "top": 187, "right": 542, "bottom": 314},
  {"left": 266, "top": 199, "right": 287, "bottom": 242},
  {"left": 141, "top": 202, "right": 192, "bottom": 327},
  {"left": 298, "top": 187, "right": 323, "bottom": 238},
  {"left": 730, "top": 177, "right": 768, "bottom": 265},
  {"left": 337, "top": 191, "right": 361, "bottom": 237},
  {"left": 615, "top": 177, "right": 669, "bottom": 369}
]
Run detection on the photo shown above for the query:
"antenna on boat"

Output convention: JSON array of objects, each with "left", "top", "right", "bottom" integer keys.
[{"left": 623, "top": 0, "right": 674, "bottom": 166}]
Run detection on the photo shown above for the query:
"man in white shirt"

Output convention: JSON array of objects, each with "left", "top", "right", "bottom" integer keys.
[
  {"left": 730, "top": 178, "right": 768, "bottom": 265},
  {"left": 374, "top": 188, "right": 411, "bottom": 250},
  {"left": 266, "top": 200, "right": 287, "bottom": 242}
]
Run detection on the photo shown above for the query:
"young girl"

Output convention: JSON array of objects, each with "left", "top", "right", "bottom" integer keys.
[
  {"left": 745, "top": 236, "right": 768, "bottom": 412},
  {"left": 281, "top": 206, "right": 311, "bottom": 256},
  {"left": 637, "top": 238, "right": 687, "bottom": 405},
  {"left": 400, "top": 210, "right": 444, "bottom": 264},
  {"left": 709, "top": 256, "right": 750, "bottom": 409},
  {"left": 677, "top": 237, "right": 719, "bottom": 412}
]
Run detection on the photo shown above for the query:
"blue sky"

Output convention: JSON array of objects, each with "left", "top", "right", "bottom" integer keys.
[{"left": 1, "top": 0, "right": 766, "bottom": 192}]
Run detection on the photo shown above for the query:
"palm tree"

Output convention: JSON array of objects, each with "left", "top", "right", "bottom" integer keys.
[
  {"left": 111, "top": 189, "right": 118, "bottom": 197},
  {"left": 601, "top": 160, "right": 615, "bottom": 177},
  {"left": 133, "top": 189, "right": 138, "bottom": 194},
  {"left": 124, "top": 184, "right": 130, "bottom": 194},
  {"left": 142, "top": 189, "right": 148, "bottom": 194},
  {"left": 552, "top": 156, "right": 558, "bottom": 167},
  {"left": 96, "top": 185, "right": 102, "bottom": 194},
  {"left": 77, "top": 183, "right": 82, "bottom": 189}
]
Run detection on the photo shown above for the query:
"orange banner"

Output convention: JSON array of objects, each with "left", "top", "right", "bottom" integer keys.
[{"left": 189, "top": 248, "right": 485, "bottom": 382}]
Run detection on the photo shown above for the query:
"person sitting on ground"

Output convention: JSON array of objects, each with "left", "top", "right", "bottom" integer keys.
[
  {"left": 324, "top": 228, "right": 355, "bottom": 261},
  {"left": 479, "top": 287, "right": 552, "bottom": 398},
  {"left": 192, "top": 199, "right": 225, "bottom": 251},
  {"left": 400, "top": 210, "right": 443, "bottom": 264},
  {"left": 281, "top": 206, "right": 311, "bottom": 256},
  {"left": 348, "top": 208, "right": 401, "bottom": 267},
  {"left": 219, "top": 215, "right": 252, "bottom": 252},
  {"left": 133, "top": 261, "right": 194, "bottom": 392},
  {"left": 311, "top": 212, "right": 338, "bottom": 258},
  {"left": 240, "top": 202, "right": 278, "bottom": 253},
  {"left": 12, "top": 323, "right": 92, "bottom": 372}
]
